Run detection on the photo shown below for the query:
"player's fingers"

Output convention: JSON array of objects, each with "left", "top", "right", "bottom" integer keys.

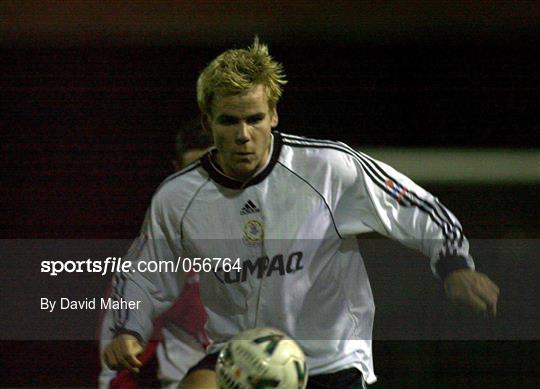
[
  {"left": 474, "top": 289, "right": 497, "bottom": 316},
  {"left": 445, "top": 271, "right": 499, "bottom": 317},
  {"left": 111, "top": 339, "right": 129, "bottom": 370},
  {"left": 476, "top": 273, "right": 499, "bottom": 293},
  {"left": 475, "top": 276, "right": 500, "bottom": 313},
  {"left": 111, "top": 343, "right": 127, "bottom": 369},
  {"left": 121, "top": 337, "right": 143, "bottom": 364},
  {"left": 110, "top": 341, "right": 138, "bottom": 373},
  {"left": 103, "top": 347, "right": 118, "bottom": 370},
  {"left": 473, "top": 278, "right": 499, "bottom": 316},
  {"left": 124, "top": 343, "right": 143, "bottom": 369},
  {"left": 118, "top": 338, "right": 142, "bottom": 372},
  {"left": 462, "top": 291, "right": 487, "bottom": 314}
]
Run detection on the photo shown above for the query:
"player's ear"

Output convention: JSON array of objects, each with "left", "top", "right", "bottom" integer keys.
[
  {"left": 201, "top": 114, "right": 211, "bottom": 133},
  {"left": 270, "top": 107, "right": 278, "bottom": 128}
]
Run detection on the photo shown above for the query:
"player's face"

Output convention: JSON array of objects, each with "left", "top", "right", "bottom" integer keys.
[{"left": 205, "top": 84, "right": 278, "bottom": 181}]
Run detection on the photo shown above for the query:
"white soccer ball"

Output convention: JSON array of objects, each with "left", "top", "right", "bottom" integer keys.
[{"left": 215, "top": 327, "right": 308, "bottom": 389}]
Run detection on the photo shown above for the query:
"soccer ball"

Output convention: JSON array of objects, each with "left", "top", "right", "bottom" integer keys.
[{"left": 215, "top": 327, "right": 308, "bottom": 389}]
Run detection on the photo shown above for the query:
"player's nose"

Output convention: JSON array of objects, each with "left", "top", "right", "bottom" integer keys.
[{"left": 235, "top": 122, "right": 250, "bottom": 144}]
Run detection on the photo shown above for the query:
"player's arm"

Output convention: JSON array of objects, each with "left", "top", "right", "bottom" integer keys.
[
  {"left": 102, "top": 198, "right": 187, "bottom": 371},
  {"left": 98, "top": 299, "right": 141, "bottom": 379},
  {"left": 338, "top": 150, "right": 499, "bottom": 315}
]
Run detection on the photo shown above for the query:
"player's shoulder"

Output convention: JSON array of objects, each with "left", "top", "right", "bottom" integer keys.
[
  {"left": 153, "top": 158, "right": 208, "bottom": 202},
  {"left": 280, "top": 132, "right": 356, "bottom": 158},
  {"left": 279, "top": 132, "right": 360, "bottom": 173}
]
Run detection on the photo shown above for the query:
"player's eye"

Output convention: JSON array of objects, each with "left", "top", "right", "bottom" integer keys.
[
  {"left": 246, "top": 114, "right": 265, "bottom": 124},
  {"left": 217, "top": 116, "right": 238, "bottom": 125}
]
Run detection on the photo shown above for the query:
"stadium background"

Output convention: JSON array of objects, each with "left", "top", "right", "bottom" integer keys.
[{"left": 1, "top": 1, "right": 538, "bottom": 387}]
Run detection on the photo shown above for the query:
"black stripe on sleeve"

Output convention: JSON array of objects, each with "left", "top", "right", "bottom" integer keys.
[
  {"left": 283, "top": 139, "right": 413, "bottom": 207},
  {"left": 357, "top": 150, "right": 459, "bottom": 243},
  {"left": 111, "top": 272, "right": 146, "bottom": 341},
  {"left": 436, "top": 254, "right": 471, "bottom": 280},
  {"left": 111, "top": 272, "right": 128, "bottom": 330},
  {"left": 285, "top": 135, "right": 459, "bottom": 234},
  {"left": 282, "top": 135, "right": 461, "bottom": 242},
  {"left": 355, "top": 148, "right": 463, "bottom": 243},
  {"left": 282, "top": 139, "right": 453, "bottom": 239}
]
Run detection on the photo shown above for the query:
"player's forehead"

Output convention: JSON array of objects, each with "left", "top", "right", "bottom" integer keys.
[{"left": 212, "top": 85, "right": 271, "bottom": 118}]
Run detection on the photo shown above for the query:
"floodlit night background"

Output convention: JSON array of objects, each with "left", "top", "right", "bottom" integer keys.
[{"left": 1, "top": 1, "right": 539, "bottom": 387}]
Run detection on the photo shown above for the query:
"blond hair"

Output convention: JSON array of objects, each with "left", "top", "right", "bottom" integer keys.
[{"left": 196, "top": 37, "right": 287, "bottom": 116}]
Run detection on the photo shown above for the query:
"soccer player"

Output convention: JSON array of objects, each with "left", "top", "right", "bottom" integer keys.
[
  {"left": 98, "top": 122, "right": 212, "bottom": 388},
  {"left": 103, "top": 38, "right": 499, "bottom": 388}
]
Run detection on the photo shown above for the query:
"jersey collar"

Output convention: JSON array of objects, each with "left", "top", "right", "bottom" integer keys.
[{"left": 201, "top": 131, "right": 283, "bottom": 189}]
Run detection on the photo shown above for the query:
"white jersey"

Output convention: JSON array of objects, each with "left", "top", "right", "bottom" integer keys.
[{"left": 112, "top": 132, "right": 474, "bottom": 384}]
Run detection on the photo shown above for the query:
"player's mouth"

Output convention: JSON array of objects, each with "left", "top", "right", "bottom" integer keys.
[{"left": 234, "top": 152, "right": 255, "bottom": 159}]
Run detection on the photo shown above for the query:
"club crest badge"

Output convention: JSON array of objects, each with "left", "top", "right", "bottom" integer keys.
[{"left": 243, "top": 219, "right": 264, "bottom": 244}]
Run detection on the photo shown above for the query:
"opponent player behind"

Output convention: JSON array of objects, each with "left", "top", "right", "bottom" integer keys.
[
  {"left": 98, "top": 121, "right": 212, "bottom": 388},
  {"left": 103, "top": 38, "right": 500, "bottom": 388}
]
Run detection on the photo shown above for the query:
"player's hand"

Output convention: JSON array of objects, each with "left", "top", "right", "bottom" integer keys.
[
  {"left": 103, "top": 334, "right": 144, "bottom": 373},
  {"left": 444, "top": 269, "right": 500, "bottom": 317}
]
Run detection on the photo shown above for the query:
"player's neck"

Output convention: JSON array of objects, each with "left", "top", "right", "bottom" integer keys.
[{"left": 213, "top": 134, "right": 274, "bottom": 183}]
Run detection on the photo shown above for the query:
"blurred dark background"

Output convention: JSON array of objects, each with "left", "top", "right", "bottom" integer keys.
[{"left": 1, "top": 1, "right": 539, "bottom": 387}]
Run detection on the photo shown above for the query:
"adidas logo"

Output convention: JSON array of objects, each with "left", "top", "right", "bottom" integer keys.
[{"left": 240, "top": 200, "right": 261, "bottom": 215}]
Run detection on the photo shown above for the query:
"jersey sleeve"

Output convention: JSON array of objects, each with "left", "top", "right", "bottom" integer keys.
[
  {"left": 334, "top": 149, "right": 475, "bottom": 280},
  {"left": 110, "top": 195, "right": 187, "bottom": 343}
]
